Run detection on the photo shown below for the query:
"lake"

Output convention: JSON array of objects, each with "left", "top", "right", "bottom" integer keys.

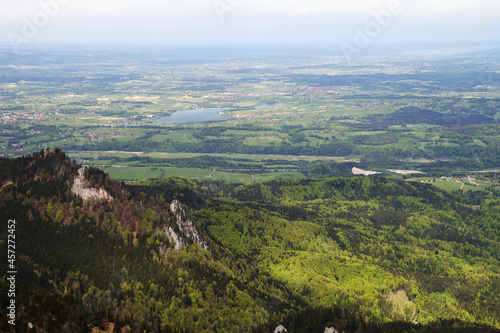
[{"left": 155, "top": 108, "right": 230, "bottom": 124}]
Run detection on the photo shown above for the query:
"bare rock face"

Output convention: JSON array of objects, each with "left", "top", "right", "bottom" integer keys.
[
  {"left": 165, "top": 227, "right": 184, "bottom": 251},
  {"left": 168, "top": 200, "right": 208, "bottom": 250},
  {"left": 324, "top": 328, "right": 339, "bottom": 333},
  {"left": 274, "top": 325, "right": 287, "bottom": 333},
  {"left": 72, "top": 168, "right": 113, "bottom": 202}
]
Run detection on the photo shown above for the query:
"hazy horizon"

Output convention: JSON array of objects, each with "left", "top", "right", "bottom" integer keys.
[{"left": 1, "top": 0, "right": 500, "bottom": 50}]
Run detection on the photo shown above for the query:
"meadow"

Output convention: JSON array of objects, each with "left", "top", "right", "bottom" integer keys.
[{"left": 0, "top": 45, "right": 499, "bottom": 192}]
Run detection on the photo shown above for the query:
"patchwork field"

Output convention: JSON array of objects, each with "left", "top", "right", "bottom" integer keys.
[{"left": 0, "top": 45, "right": 498, "bottom": 192}]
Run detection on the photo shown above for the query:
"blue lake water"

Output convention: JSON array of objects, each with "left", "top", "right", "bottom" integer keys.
[{"left": 155, "top": 108, "right": 230, "bottom": 124}]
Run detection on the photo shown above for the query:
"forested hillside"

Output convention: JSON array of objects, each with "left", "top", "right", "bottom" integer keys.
[
  {"left": 137, "top": 176, "right": 500, "bottom": 329},
  {"left": 1, "top": 149, "right": 499, "bottom": 332}
]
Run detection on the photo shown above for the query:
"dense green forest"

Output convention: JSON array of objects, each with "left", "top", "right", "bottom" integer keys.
[{"left": 1, "top": 149, "right": 499, "bottom": 332}]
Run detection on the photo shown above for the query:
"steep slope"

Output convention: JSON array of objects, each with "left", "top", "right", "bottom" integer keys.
[
  {"left": 136, "top": 177, "right": 500, "bottom": 330},
  {"left": 1, "top": 149, "right": 499, "bottom": 332},
  {"left": 0, "top": 149, "right": 301, "bottom": 332}
]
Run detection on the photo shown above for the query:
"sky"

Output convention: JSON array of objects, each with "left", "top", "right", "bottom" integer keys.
[{"left": 1, "top": 0, "right": 500, "bottom": 47}]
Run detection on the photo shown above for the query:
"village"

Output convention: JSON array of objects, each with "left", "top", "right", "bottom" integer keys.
[
  {"left": 0, "top": 109, "right": 50, "bottom": 125},
  {"left": 441, "top": 173, "right": 500, "bottom": 187}
]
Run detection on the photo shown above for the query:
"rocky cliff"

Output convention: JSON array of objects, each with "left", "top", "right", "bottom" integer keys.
[
  {"left": 166, "top": 200, "right": 208, "bottom": 250},
  {"left": 72, "top": 167, "right": 113, "bottom": 202}
]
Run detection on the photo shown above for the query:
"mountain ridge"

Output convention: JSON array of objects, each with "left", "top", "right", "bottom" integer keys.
[{"left": 1, "top": 149, "right": 499, "bottom": 332}]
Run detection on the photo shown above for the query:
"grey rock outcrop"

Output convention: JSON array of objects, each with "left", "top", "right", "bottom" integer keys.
[
  {"left": 165, "top": 226, "right": 184, "bottom": 251},
  {"left": 72, "top": 168, "right": 112, "bottom": 202},
  {"left": 324, "top": 328, "right": 339, "bottom": 333},
  {"left": 167, "top": 200, "right": 208, "bottom": 251},
  {"left": 274, "top": 325, "right": 287, "bottom": 333}
]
